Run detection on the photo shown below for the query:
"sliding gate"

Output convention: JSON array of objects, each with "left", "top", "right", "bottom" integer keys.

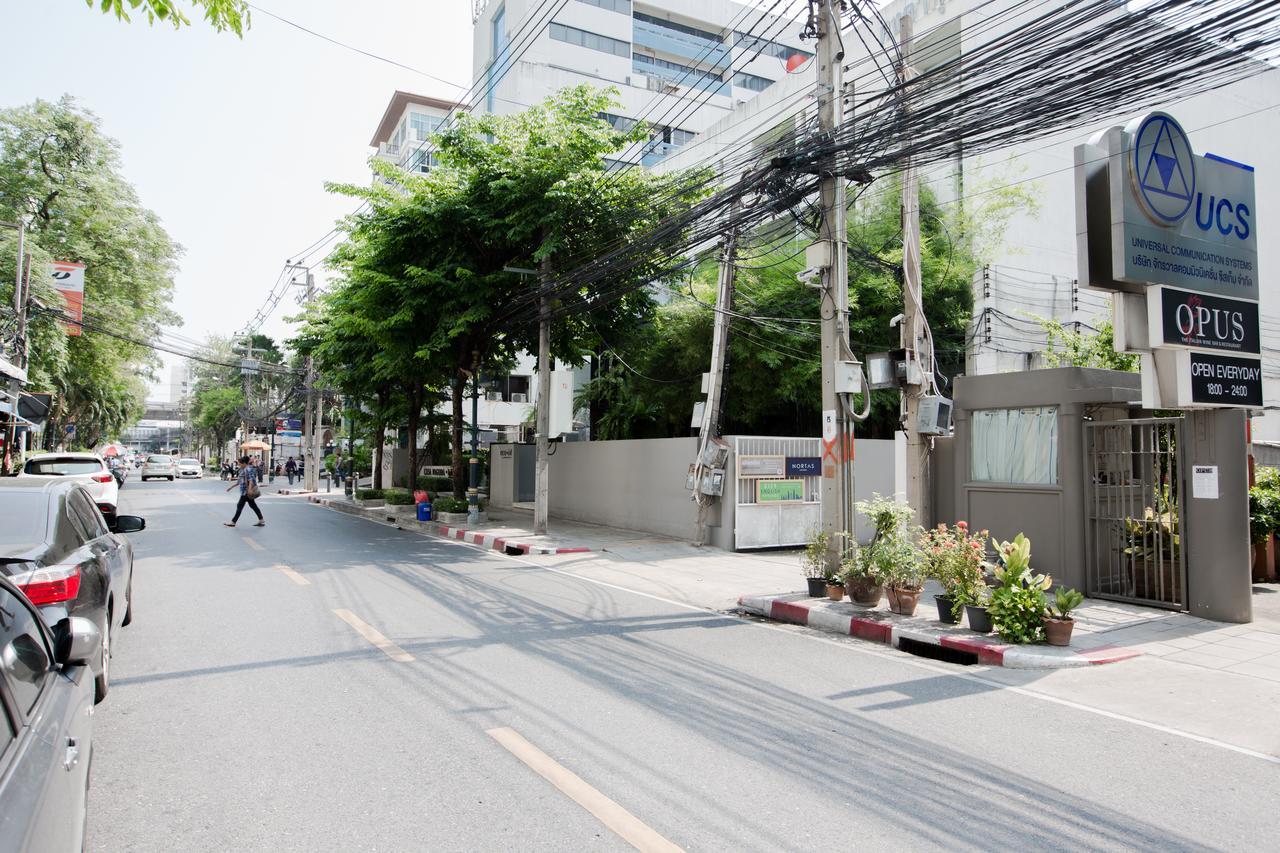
[{"left": 1084, "top": 417, "right": 1187, "bottom": 610}]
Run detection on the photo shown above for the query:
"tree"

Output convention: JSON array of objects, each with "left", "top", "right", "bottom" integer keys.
[
  {"left": 0, "top": 96, "right": 180, "bottom": 449},
  {"left": 1039, "top": 317, "right": 1140, "bottom": 371},
  {"left": 190, "top": 384, "right": 243, "bottom": 456},
  {"left": 86, "top": 0, "right": 249, "bottom": 34},
  {"left": 325, "top": 85, "right": 703, "bottom": 496}
]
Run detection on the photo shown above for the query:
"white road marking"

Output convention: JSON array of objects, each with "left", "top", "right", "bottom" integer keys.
[
  {"left": 277, "top": 564, "right": 310, "bottom": 586},
  {"left": 310, "top": 500, "right": 1280, "bottom": 765},
  {"left": 486, "top": 727, "right": 683, "bottom": 853},
  {"left": 332, "top": 609, "right": 414, "bottom": 662},
  {"left": 240, "top": 535, "right": 264, "bottom": 552}
]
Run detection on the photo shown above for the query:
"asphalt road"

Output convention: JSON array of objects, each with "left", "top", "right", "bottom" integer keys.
[{"left": 88, "top": 477, "right": 1280, "bottom": 852}]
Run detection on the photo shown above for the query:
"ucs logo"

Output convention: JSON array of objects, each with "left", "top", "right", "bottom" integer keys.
[{"left": 1130, "top": 112, "right": 1251, "bottom": 239}]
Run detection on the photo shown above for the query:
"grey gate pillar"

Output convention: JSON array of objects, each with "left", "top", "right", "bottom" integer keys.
[{"left": 1183, "top": 409, "right": 1252, "bottom": 623}]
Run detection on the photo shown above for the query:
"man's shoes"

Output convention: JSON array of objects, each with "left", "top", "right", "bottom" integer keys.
[
  {"left": 253, "top": 520, "right": 266, "bottom": 527},
  {"left": 223, "top": 522, "right": 235, "bottom": 527}
]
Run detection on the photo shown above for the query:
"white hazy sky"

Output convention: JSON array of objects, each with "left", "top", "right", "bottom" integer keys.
[{"left": 0, "top": 0, "right": 476, "bottom": 399}]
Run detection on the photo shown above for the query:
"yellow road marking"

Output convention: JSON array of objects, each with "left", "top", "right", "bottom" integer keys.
[
  {"left": 331, "top": 609, "right": 414, "bottom": 662},
  {"left": 240, "top": 536, "right": 264, "bottom": 551},
  {"left": 277, "top": 564, "right": 310, "bottom": 586},
  {"left": 486, "top": 727, "right": 683, "bottom": 853}
]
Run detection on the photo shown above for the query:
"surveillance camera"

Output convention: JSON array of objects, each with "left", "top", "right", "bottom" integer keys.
[
  {"left": 889, "top": 313, "right": 905, "bottom": 327},
  {"left": 796, "top": 266, "right": 822, "bottom": 284}
]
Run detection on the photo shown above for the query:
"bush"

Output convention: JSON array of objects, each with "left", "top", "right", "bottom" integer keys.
[
  {"left": 383, "top": 489, "right": 414, "bottom": 506},
  {"left": 987, "top": 534, "right": 1052, "bottom": 644},
  {"left": 433, "top": 496, "right": 486, "bottom": 514},
  {"left": 922, "top": 521, "right": 990, "bottom": 621},
  {"left": 397, "top": 474, "right": 455, "bottom": 493},
  {"left": 356, "top": 488, "right": 384, "bottom": 501},
  {"left": 1250, "top": 467, "right": 1280, "bottom": 544},
  {"left": 851, "top": 495, "right": 922, "bottom": 589}
]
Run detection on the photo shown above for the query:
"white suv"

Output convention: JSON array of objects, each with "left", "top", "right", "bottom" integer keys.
[
  {"left": 140, "top": 454, "right": 177, "bottom": 481},
  {"left": 19, "top": 453, "right": 119, "bottom": 519}
]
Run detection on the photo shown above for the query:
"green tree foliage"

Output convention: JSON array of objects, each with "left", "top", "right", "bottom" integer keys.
[
  {"left": 318, "top": 85, "right": 703, "bottom": 495},
  {"left": 86, "top": 0, "right": 249, "bottom": 34},
  {"left": 1039, "top": 316, "right": 1140, "bottom": 371},
  {"left": 0, "top": 96, "right": 180, "bottom": 449},
  {"left": 189, "top": 384, "right": 243, "bottom": 454}
]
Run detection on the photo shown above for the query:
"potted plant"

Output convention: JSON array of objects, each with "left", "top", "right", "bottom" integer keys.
[
  {"left": 964, "top": 587, "right": 994, "bottom": 634},
  {"left": 841, "top": 548, "right": 884, "bottom": 607},
  {"left": 922, "top": 521, "right": 988, "bottom": 624},
  {"left": 855, "top": 495, "right": 921, "bottom": 615},
  {"left": 987, "top": 533, "right": 1053, "bottom": 644},
  {"left": 824, "top": 568, "right": 846, "bottom": 602},
  {"left": 1044, "top": 586, "right": 1085, "bottom": 646},
  {"left": 802, "top": 529, "right": 831, "bottom": 597}
]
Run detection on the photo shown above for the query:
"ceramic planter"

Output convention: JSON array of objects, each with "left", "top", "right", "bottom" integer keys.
[
  {"left": 825, "top": 583, "right": 846, "bottom": 602},
  {"left": 887, "top": 586, "right": 922, "bottom": 616},
  {"left": 934, "top": 594, "right": 958, "bottom": 624},
  {"left": 1044, "top": 617, "right": 1075, "bottom": 646},
  {"left": 805, "top": 577, "right": 828, "bottom": 597},
  {"left": 847, "top": 576, "right": 884, "bottom": 607},
  {"left": 965, "top": 604, "right": 993, "bottom": 633}
]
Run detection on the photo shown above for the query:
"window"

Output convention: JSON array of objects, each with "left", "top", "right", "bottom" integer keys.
[
  {"left": 68, "top": 490, "right": 107, "bottom": 540},
  {"left": 549, "top": 22, "right": 631, "bottom": 57},
  {"left": 735, "top": 31, "right": 813, "bottom": 62},
  {"left": 407, "top": 149, "right": 438, "bottom": 174},
  {"left": 390, "top": 118, "right": 407, "bottom": 151},
  {"left": 633, "top": 53, "right": 722, "bottom": 89},
  {"left": 0, "top": 588, "right": 52, "bottom": 717},
  {"left": 0, "top": 495, "right": 48, "bottom": 547},
  {"left": 734, "top": 71, "right": 773, "bottom": 93},
  {"left": 23, "top": 457, "right": 103, "bottom": 476},
  {"left": 409, "top": 112, "right": 443, "bottom": 141},
  {"left": 971, "top": 407, "right": 1059, "bottom": 485},
  {"left": 599, "top": 112, "right": 637, "bottom": 132},
  {"left": 488, "top": 6, "right": 509, "bottom": 113},
  {"left": 575, "top": 0, "right": 629, "bottom": 12},
  {"left": 633, "top": 12, "right": 722, "bottom": 44}
]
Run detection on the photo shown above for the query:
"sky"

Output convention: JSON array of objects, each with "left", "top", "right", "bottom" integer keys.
[{"left": 0, "top": 0, "right": 476, "bottom": 400}]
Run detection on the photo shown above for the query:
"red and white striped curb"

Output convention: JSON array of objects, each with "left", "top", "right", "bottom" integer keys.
[
  {"left": 307, "top": 496, "right": 591, "bottom": 556},
  {"left": 738, "top": 593, "right": 1141, "bottom": 669}
]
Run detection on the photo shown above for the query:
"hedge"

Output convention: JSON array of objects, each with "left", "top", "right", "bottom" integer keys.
[
  {"left": 383, "top": 490, "right": 414, "bottom": 506},
  {"left": 356, "top": 488, "right": 385, "bottom": 501}
]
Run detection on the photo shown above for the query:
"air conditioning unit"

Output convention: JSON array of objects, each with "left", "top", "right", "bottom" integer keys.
[
  {"left": 918, "top": 395, "right": 953, "bottom": 436},
  {"left": 485, "top": 391, "right": 503, "bottom": 402},
  {"left": 510, "top": 393, "right": 528, "bottom": 403}
]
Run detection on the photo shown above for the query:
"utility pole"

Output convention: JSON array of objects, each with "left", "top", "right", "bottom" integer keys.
[
  {"left": 468, "top": 350, "right": 481, "bottom": 524},
  {"left": 693, "top": 211, "right": 738, "bottom": 546},
  {"left": 534, "top": 256, "right": 552, "bottom": 536},
  {"left": 816, "top": 0, "right": 849, "bottom": 572},
  {"left": 284, "top": 263, "right": 319, "bottom": 491},
  {"left": 898, "top": 14, "right": 931, "bottom": 529}
]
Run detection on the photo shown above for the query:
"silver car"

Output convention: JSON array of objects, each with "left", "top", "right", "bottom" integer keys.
[
  {"left": 0, "top": 574, "right": 101, "bottom": 853},
  {"left": 176, "top": 458, "right": 202, "bottom": 479},
  {"left": 140, "top": 454, "right": 176, "bottom": 481}
]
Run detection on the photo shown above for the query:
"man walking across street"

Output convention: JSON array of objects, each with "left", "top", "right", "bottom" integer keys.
[
  {"left": 285, "top": 456, "right": 297, "bottom": 485},
  {"left": 224, "top": 454, "right": 265, "bottom": 528}
]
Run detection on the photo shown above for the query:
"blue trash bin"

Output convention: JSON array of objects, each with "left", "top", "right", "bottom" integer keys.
[{"left": 417, "top": 502, "right": 432, "bottom": 521}]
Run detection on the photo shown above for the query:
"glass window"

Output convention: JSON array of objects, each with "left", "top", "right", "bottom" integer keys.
[
  {"left": 409, "top": 112, "right": 442, "bottom": 141},
  {"left": 575, "top": 0, "right": 630, "bottom": 12},
  {"left": 23, "top": 457, "right": 103, "bottom": 476},
  {"left": 147, "top": 455, "right": 170, "bottom": 464},
  {"left": 599, "top": 112, "right": 637, "bottom": 132},
  {"left": 0, "top": 588, "right": 52, "bottom": 718},
  {"left": 0, "top": 495, "right": 49, "bottom": 546},
  {"left": 549, "top": 22, "right": 630, "bottom": 57},
  {"left": 971, "top": 407, "right": 1059, "bottom": 485},
  {"left": 633, "top": 12, "right": 722, "bottom": 45},
  {"left": 734, "top": 72, "right": 773, "bottom": 93},
  {"left": 69, "top": 490, "right": 108, "bottom": 539},
  {"left": 488, "top": 6, "right": 509, "bottom": 113},
  {"left": 633, "top": 53, "right": 722, "bottom": 89},
  {"left": 735, "top": 31, "right": 813, "bottom": 62}
]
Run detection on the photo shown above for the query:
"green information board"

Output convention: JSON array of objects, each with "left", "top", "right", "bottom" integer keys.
[{"left": 757, "top": 479, "right": 805, "bottom": 503}]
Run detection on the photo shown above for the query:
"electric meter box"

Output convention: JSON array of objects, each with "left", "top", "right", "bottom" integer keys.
[
  {"left": 835, "top": 360, "right": 864, "bottom": 395},
  {"left": 917, "top": 395, "right": 954, "bottom": 436}
]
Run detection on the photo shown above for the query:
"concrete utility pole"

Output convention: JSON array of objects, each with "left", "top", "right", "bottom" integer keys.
[
  {"left": 816, "top": 0, "right": 850, "bottom": 572},
  {"left": 286, "top": 264, "right": 319, "bottom": 492},
  {"left": 693, "top": 213, "right": 738, "bottom": 545},
  {"left": 534, "top": 259, "right": 551, "bottom": 536},
  {"left": 898, "top": 14, "right": 931, "bottom": 529},
  {"left": 468, "top": 350, "right": 481, "bottom": 524}
]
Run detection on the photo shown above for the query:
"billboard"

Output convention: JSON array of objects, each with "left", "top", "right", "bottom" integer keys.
[{"left": 49, "top": 261, "right": 86, "bottom": 336}]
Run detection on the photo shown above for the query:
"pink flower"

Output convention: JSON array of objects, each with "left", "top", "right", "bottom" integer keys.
[{"left": 957, "top": 521, "right": 968, "bottom": 530}]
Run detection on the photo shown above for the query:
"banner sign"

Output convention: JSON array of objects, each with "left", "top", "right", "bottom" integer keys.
[
  {"left": 1148, "top": 285, "right": 1260, "bottom": 355},
  {"left": 786, "top": 457, "right": 821, "bottom": 476},
  {"left": 49, "top": 261, "right": 86, "bottom": 336},
  {"left": 1184, "top": 351, "right": 1263, "bottom": 408},
  {"left": 737, "top": 455, "right": 785, "bottom": 478},
  {"left": 757, "top": 479, "right": 804, "bottom": 503}
]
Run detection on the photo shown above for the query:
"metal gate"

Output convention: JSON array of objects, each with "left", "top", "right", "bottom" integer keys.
[{"left": 1084, "top": 417, "right": 1186, "bottom": 610}]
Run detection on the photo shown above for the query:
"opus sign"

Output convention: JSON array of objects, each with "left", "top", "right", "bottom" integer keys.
[{"left": 1147, "top": 285, "right": 1260, "bottom": 355}]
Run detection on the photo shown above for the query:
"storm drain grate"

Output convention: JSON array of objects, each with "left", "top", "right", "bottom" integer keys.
[{"left": 897, "top": 636, "right": 978, "bottom": 666}]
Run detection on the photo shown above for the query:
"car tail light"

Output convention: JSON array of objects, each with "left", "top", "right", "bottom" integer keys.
[
  {"left": 91, "top": 473, "right": 113, "bottom": 483},
  {"left": 97, "top": 503, "right": 114, "bottom": 516},
  {"left": 13, "top": 565, "right": 82, "bottom": 605}
]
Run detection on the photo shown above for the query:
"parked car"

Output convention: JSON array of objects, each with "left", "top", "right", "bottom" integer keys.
[
  {"left": 140, "top": 454, "right": 177, "bottom": 481},
  {"left": 0, "top": 478, "right": 143, "bottom": 704},
  {"left": 17, "top": 452, "right": 119, "bottom": 524},
  {"left": 176, "top": 457, "right": 203, "bottom": 479},
  {"left": 0, "top": 574, "right": 100, "bottom": 853}
]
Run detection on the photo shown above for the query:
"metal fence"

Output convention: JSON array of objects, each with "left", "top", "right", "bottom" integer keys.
[{"left": 1084, "top": 417, "right": 1186, "bottom": 609}]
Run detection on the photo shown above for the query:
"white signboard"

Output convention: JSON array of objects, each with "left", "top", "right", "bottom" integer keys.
[{"left": 1191, "top": 465, "right": 1219, "bottom": 500}]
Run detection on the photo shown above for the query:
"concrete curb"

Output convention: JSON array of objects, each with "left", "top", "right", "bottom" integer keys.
[
  {"left": 306, "top": 496, "right": 592, "bottom": 556},
  {"left": 737, "top": 593, "right": 1141, "bottom": 669}
]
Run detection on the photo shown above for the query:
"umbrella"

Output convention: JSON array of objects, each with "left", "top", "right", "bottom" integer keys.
[
  {"left": 100, "top": 444, "right": 125, "bottom": 457},
  {"left": 240, "top": 440, "right": 270, "bottom": 450}
]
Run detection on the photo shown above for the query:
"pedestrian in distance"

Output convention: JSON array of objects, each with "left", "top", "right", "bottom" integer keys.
[
  {"left": 223, "top": 454, "right": 265, "bottom": 528},
  {"left": 285, "top": 456, "right": 297, "bottom": 485}
]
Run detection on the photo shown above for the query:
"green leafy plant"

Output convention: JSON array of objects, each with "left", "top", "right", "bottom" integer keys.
[
  {"left": 802, "top": 528, "right": 832, "bottom": 580},
  {"left": 432, "top": 496, "right": 485, "bottom": 514},
  {"left": 1048, "top": 587, "right": 1085, "bottom": 621},
  {"left": 383, "top": 490, "right": 414, "bottom": 506},
  {"left": 853, "top": 495, "right": 923, "bottom": 590},
  {"left": 1249, "top": 467, "right": 1280, "bottom": 545},
  {"left": 356, "top": 488, "right": 384, "bottom": 501},
  {"left": 922, "top": 521, "right": 990, "bottom": 621},
  {"left": 987, "top": 533, "right": 1052, "bottom": 644}
]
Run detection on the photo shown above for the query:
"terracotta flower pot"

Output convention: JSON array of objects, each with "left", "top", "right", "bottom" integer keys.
[
  {"left": 887, "top": 586, "right": 922, "bottom": 616},
  {"left": 847, "top": 576, "right": 883, "bottom": 607},
  {"left": 826, "top": 583, "right": 846, "bottom": 602},
  {"left": 1044, "top": 617, "right": 1075, "bottom": 647},
  {"left": 806, "top": 577, "right": 828, "bottom": 597}
]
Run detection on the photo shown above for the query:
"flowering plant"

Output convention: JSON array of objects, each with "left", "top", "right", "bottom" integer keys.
[{"left": 922, "top": 521, "right": 989, "bottom": 621}]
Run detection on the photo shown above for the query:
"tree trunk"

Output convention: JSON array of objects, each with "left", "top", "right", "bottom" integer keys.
[
  {"left": 451, "top": 372, "right": 465, "bottom": 499},
  {"left": 373, "top": 388, "right": 388, "bottom": 490},
  {"left": 406, "top": 383, "right": 421, "bottom": 492}
]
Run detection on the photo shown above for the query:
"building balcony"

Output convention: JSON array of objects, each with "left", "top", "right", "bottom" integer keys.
[
  {"left": 632, "top": 62, "right": 729, "bottom": 98},
  {"left": 633, "top": 18, "right": 729, "bottom": 68},
  {"left": 640, "top": 140, "right": 678, "bottom": 168}
]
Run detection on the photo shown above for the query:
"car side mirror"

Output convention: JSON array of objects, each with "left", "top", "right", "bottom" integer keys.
[
  {"left": 112, "top": 515, "right": 146, "bottom": 533},
  {"left": 53, "top": 617, "right": 102, "bottom": 667}
]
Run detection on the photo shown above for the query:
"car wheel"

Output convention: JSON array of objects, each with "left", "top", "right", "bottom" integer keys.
[
  {"left": 122, "top": 576, "right": 134, "bottom": 626},
  {"left": 168, "top": 476, "right": 174, "bottom": 481},
  {"left": 93, "top": 617, "right": 110, "bottom": 704}
]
